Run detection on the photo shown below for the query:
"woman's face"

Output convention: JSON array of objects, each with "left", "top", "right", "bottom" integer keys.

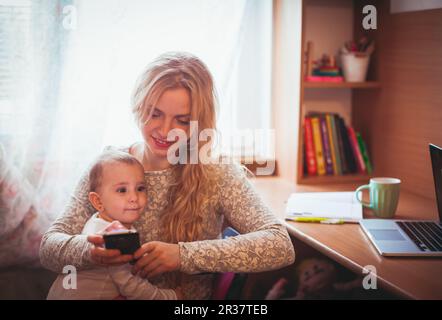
[{"left": 141, "top": 88, "right": 191, "bottom": 163}]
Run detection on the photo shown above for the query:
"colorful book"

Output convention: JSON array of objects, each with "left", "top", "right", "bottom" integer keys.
[
  {"left": 326, "top": 114, "right": 341, "bottom": 175},
  {"left": 311, "top": 117, "right": 326, "bottom": 176},
  {"left": 312, "top": 67, "right": 340, "bottom": 77},
  {"left": 356, "top": 132, "right": 373, "bottom": 174},
  {"left": 305, "top": 76, "right": 344, "bottom": 83},
  {"left": 334, "top": 114, "right": 348, "bottom": 174},
  {"left": 348, "top": 127, "right": 366, "bottom": 174},
  {"left": 304, "top": 117, "right": 317, "bottom": 175},
  {"left": 303, "top": 145, "right": 308, "bottom": 175},
  {"left": 319, "top": 116, "right": 334, "bottom": 175},
  {"left": 337, "top": 116, "right": 357, "bottom": 173}
]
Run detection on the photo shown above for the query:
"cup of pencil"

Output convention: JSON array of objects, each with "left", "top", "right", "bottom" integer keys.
[{"left": 340, "top": 36, "right": 375, "bottom": 82}]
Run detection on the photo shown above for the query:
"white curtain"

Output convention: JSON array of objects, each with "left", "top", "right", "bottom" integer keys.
[{"left": 0, "top": 0, "right": 272, "bottom": 235}]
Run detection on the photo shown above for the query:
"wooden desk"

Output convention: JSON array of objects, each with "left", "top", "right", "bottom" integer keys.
[{"left": 253, "top": 177, "right": 442, "bottom": 300}]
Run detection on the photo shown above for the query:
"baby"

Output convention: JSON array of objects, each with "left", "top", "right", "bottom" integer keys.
[{"left": 47, "top": 151, "right": 181, "bottom": 299}]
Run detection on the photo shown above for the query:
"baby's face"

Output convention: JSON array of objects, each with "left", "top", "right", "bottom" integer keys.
[{"left": 97, "top": 162, "right": 147, "bottom": 226}]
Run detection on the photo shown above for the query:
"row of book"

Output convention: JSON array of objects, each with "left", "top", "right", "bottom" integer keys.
[{"left": 303, "top": 113, "right": 372, "bottom": 176}]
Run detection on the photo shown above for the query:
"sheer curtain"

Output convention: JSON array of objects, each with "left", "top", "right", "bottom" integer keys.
[
  {"left": 56, "top": 0, "right": 272, "bottom": 159},
  {"left": 0, "top": 0, "right": 272, "bottom": 237}
]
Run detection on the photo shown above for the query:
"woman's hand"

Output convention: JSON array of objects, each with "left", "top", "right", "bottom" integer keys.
[
  {"left": 87, "top": 235, "right": 134, "bottom": 266},
  {"left": 132, "top": 241, "right": 180, "bottom": 279}
]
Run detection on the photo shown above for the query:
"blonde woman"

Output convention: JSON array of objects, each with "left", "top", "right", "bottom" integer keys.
[{"left": 40, "top": 52, "right": 295, "bottom": 299}]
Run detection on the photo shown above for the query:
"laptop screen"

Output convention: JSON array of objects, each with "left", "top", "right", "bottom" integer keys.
[{"left": 430, "top": 144, "right": 442, "bottom": 221}]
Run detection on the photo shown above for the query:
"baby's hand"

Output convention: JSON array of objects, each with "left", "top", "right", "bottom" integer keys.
[
  {"left": 265, "top": 278, "right": 288, "bottom": 300},
  {"left": 87, "top": 234, "right": 134, "bottom": 267}
]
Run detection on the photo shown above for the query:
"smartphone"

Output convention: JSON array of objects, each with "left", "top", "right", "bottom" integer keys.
[{"left": 103, "top": 231, "right": 141, "bottom": 255}]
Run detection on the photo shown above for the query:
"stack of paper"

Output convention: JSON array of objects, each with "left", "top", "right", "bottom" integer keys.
[{"left": 286, "top": 192, "right": 363, "bottom": 222}]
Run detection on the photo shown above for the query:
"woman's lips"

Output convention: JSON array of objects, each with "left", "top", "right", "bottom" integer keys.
[{"left": 152, "top": 136, "right": 175, "bottom": 149}]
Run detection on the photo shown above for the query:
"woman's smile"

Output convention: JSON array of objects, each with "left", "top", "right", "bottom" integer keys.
[
  {"left": 151, "top": 135, "right": 176, "bottom": 149},
  {"left": 141, "top": 88, "right": 191, "bottom": 167}
]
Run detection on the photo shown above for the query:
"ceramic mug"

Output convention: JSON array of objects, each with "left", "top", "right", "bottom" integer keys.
[{"left": 355, "top": 177, "right": 401, "bottom": 218}]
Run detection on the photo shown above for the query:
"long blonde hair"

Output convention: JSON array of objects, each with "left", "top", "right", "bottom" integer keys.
[{"left": 131, "top": 52, "right": 217, "bottom": 243}]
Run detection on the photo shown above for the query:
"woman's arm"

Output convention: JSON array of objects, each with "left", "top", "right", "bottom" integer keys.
[
  {"left": 39, "top": 169, "right": 96, "bottom": 273},
  {"left": 178, "top": 163, "right": 295, "bottom": 274}
]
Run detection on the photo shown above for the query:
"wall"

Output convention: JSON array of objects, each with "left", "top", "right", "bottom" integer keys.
[{"left": 271, "top": 0, "right": 302, "bottom": 181}]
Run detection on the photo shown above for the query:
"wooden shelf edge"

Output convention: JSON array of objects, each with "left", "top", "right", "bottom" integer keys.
[
  {"left": 303, "top": 81, "right": 380, "bottom": 89},
  {"left": 297, "top": 174, "right": 372, "bottom": 185}
]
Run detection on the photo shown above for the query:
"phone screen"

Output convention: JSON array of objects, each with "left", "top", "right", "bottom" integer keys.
[{"left": 103, "top": 231, "right": 141, "bottom": 255}]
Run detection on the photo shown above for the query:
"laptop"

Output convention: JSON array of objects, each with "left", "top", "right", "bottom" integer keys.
[{"left": 359, "top": 144, "right": 442, "bottom": 257}]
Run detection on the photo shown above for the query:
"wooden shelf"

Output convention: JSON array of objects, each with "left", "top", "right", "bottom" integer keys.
[
  {"left": 296, "top": 0, "right": 381, "bottom": 186},
  {"left": 298, "top": 174, "right": 371, "bottom": 185},
  {"left": 303, "top": 81, "right": 380, "bottom": 89}
]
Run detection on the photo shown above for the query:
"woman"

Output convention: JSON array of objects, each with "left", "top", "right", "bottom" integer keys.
[{"left": 39, "top": 52, "right": 295, "bottom": 299}]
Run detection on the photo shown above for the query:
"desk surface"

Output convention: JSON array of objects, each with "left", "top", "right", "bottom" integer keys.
[{"left": 253, "top": 177, "right": 442, "bottom": 300}]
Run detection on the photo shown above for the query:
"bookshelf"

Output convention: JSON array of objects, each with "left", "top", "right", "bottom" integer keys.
[
  {"left": 296, "top": 0, "right": 380, "bottom": 184},
  {"left": 299, "top": 173, "right": 371, "bottom": 185},
  {"left": 303, "top": 81, "right": 380, "bottom": 89}
]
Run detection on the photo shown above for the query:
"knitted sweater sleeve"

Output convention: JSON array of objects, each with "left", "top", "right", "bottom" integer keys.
[
  {"left": 39, "top": 169, "right": 96, "bottom": 273},
  {"left": 179, "top": 164, "right": 295, "bottom": 274}
]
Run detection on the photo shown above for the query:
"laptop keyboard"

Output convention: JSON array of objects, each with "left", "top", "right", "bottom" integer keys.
[{"left": 396, "top": 221, "right": 442, "bottom": 252}]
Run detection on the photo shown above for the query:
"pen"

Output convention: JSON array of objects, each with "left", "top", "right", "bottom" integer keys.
[{"left": 285, "top": 217, "right": 346, "bottom": 224}]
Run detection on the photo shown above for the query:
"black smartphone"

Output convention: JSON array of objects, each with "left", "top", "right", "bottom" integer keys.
[{"left": 103, "top": 231, "right": 141, "bottom": 255}]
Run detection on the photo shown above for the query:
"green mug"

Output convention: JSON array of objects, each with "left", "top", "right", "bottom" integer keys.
[{"left": 355, "top": 177, "right": 401, "bottom": 218}]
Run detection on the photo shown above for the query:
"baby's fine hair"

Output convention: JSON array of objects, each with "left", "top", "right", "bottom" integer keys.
[{"left": 89, "top": 150, "right": 144, "bottom": 192}]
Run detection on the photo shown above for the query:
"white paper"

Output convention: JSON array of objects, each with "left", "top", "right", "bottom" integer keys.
[{"left": 286, "top": 192, "right": 363, "bottom": 221}]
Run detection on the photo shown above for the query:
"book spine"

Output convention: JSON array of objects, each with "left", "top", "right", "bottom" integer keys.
[
  {"left": 334, "top": 114, "right": 348, "bottom": 174},
  {"left": 356, "top": 132, "right": 373, "bottom": 174},
  {"left": 303, "top": 145, "right": 308, "bottom": 175},
  {"left": 311, "top": 117, "right": 326, "bottom": 176},
  {"left": 305, "top": 76, "right": 344, "bottom": 83},
  {"left": 326, "top": 114, "right": 340, "bottom": 175},
  {"left": 348, "top": 126, "right": 366, "bottom": 173},
  {"left": 304, "top": 117, "right": 317, "bottom": 175},
  {"left": 320, "top": 116, "right": 334, "bottom": 175},
  {"left": 338, "top": 117, "right": 357, "bottom": 173}
]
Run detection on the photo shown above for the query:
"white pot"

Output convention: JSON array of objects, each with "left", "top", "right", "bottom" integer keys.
[{"left": 341, "top": 53, "right": 370, "bottom": 82}]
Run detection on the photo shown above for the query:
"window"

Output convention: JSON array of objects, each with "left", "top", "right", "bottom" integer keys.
[
  {"left": 59, "top": 0, "right": 273, "bottom": 159},
  {"left": 0, "top": 0, "right": 32, "bottom": 151},
  {"left": 2, "top": 0, "right": 273, "bottom": 163},
  {"left": 0, "top": 0, "right": 276, "bottom": 221}
]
